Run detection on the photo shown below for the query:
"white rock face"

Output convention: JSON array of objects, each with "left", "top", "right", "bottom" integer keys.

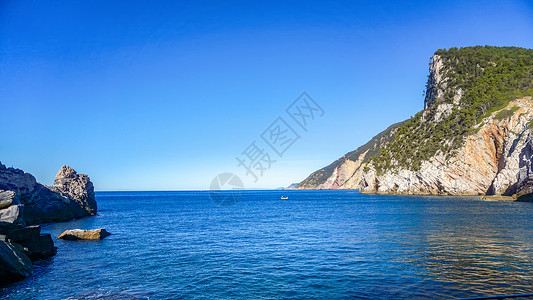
[
  {"left": 514, "top": 138, "right": 533, "bottom": 197},
  {"left": 0, "top": 190, "right": 16, "bottom": 209},
  {"left": 304, "top": 97, "right": 533, "bottom": 196},
  {"left": 424, "top": 54, "right": 463, "bottom": 110},
  {"left": 359, "top": 97, "right": 533, "bottom": 195},
  {"left": 453, "top": 88, "right": 463, "bottom": 105},
  {"left": 433, "top": 103, "right": 454, "bottom": 122},
  {"left": 424, "top": 54, "right": 445, "bottom": 109},
  {"left": 299, "top": 49, "right": 533, "bottom": 196},
  {"left": 317, "top": 151, "right": 368, "bottom": 189},
  {"left": 0, "top": 205, "right": 25, "bottom": 225}
]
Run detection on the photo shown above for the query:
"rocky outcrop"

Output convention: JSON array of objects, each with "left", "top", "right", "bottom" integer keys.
[
  {"left": 513, "top": 137, "right": 533, "bottom": 201},
  {"left": 51, "top": 165, "right": 97, "bottom": 216},
  {"left": 58, "top": 228, "right": 110, "bottom": 240},
  {"left": 0, "top": 163, "right": 97, "bottom": 284},
  {"left": 423, "top": 54, "right": 464, "bottom": 111},
  {"left": 359, "top": 97, "right": 533, "bottom": 195},
  {"left": 0, "top": 163, "right": 97, "bottom": 225},
  {"left": 0, "top": 222, "right": 57, "bottom": 282},
  {"left": 0, "top": 204, "right": 25, "bottom": 225},
  {"left": 0, "top": 241, "right": 33, "bottom": 282},
  {"left": 283, "top": 183, "right": 300, "bottom": 190},
  {"left": 297, "top": 46, "right": 533, "bottom": 197},
  {"left": 0, "top": 190, "right": 15, "bottom": 209},
  {"left": 4, "top": 225, "right": 57, "bottom": 259},
  {"left": 297, "top": 121, "right": 403, "bottom": 189}
]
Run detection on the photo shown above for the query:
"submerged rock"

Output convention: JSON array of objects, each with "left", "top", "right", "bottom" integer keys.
[{"left": 58, "top": 228, "right": 111, "bottom": 240}]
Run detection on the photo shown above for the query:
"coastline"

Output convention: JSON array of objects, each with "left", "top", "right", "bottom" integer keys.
[{"left": 297, "top": 188, "right": 526, "bottom": 201}]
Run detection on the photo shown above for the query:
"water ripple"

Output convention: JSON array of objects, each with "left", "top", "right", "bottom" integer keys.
[{"left": 1, "top": 191, "right": 533, "bottom": 299}]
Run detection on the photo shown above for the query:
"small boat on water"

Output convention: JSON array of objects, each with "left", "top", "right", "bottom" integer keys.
[{"left": 281, "top": 196, "right": 288, "bottom": 200}]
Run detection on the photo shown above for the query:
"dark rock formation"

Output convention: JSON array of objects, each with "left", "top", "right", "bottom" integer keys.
[
  {"left": 0, "top": 241, "right": 33, "bottom": 282},
  {"left": 58, "top": 228, "right": 111, "bottom": 240},
  {"left": 0, "top": 222, "right": 57, "bottom": 282},
  {"left": 0, "top": 162, "right": 97, "bottom": 225},
  {"left": 5, "top": 225, "right": 57, "bottom": 259},
  {"left": 0, "top": 162, "right": 97, "bottom": 284}
]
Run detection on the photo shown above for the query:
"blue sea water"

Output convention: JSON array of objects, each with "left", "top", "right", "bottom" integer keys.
[{"left": 2, "top": 190, "right": 533, "bottom": 299}]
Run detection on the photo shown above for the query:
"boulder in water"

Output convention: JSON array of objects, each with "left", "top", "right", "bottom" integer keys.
[{"left": 58, "top": 228, "right": 111, "bottom": 240}]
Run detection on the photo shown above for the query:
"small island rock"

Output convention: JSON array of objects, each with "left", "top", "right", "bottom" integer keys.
[{"left": 58, "top": 228, "right": 111, "bottom": 240}]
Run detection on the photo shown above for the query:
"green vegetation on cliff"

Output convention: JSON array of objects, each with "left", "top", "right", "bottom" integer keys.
[
  {"left": 495, "top": 105, "right": 519, "bottom": 120},
  {"left": 297, "top": 121, "right": 404, "bottom": 188},
  {"left": 369, "top": 46, "right": 533, "bottom": 173},
  {"left": 298, "top": 46, "right": 533, "bottom": 189}
]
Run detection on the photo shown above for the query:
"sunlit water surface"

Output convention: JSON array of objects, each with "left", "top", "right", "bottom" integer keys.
[{"left": 2, "top": 190, "right": 533, "bottom": 299}]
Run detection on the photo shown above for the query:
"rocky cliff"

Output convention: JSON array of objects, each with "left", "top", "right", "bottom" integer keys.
[
  {"left": 297, "top": 121, "right": 403, "bottom": 189},
  {"left": 0, "top": 222, "right": 57, "bottom": 283},
  {"left": 0, "top": 163, "right": 97, "bottom": 225},
  {"left": 298, "top": 46, "right": 533, "bottom": 197}
]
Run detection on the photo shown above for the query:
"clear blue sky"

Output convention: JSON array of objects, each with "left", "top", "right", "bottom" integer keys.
[{"left": 1, "top": 0, "right": 532, "bottom": 190}]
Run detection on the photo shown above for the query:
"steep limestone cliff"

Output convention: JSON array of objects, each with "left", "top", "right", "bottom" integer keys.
[
  {"left": 298, "top": 46, "right": 533, "bottom": 196},
  {"left": 360, "top": 97, "right": 533, "bottom": 195}
]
